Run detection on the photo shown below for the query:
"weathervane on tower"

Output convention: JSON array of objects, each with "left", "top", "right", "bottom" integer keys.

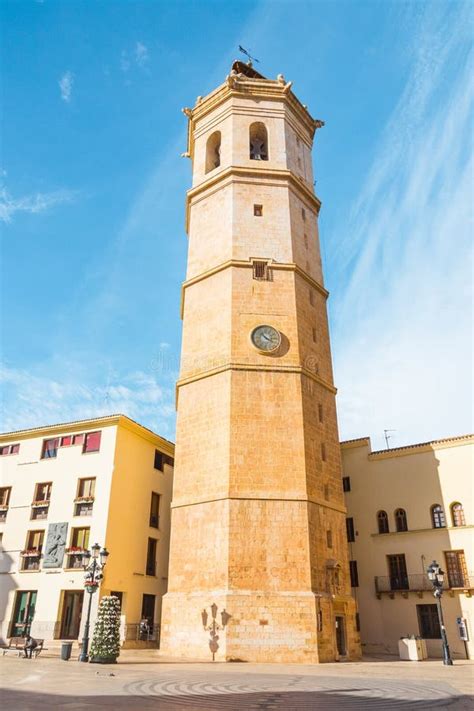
[{"left": 238, "top": 45, "right": 260, "bottom": 66}]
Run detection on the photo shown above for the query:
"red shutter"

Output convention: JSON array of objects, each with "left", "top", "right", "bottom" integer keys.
[
  {"left": 73, "top": 434, "right": 84, "bottom": 445},
  {"left": 10, "top": 444, "right": 20, "bottom": 454},
  {"left": 61, "top": 436, "right": 72, "bottom": 446},
  {"left": 84, "top": 431, "right": 101, "bottom": 453}
]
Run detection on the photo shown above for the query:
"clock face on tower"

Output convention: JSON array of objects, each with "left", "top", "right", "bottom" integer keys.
[{"left": 251, "top": 325, "right": 281, "bottom": 353}]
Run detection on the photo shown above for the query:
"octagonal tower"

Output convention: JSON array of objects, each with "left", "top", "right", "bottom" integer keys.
[{"left": 160, "top": 62, "right": 360, "bottom": 662}]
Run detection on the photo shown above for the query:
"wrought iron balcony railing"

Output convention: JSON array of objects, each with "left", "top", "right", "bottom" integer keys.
[{"left": 375, "top": 573, "right": 474, "bottom": 594}]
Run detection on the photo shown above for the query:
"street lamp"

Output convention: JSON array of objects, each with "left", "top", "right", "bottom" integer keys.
[
  {"left": 78, "top": 543, "right": 109, "bottom": 663},
  {"left": 427, "top": 560, "right": 453, "bottom": 666}
]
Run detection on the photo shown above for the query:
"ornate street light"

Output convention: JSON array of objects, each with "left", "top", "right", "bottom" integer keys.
[
  {"left": 79, "top": 543, "right": 109, "bottom": 663},
  {"left": 427, "top": 560, "right": 453, "bottom": 666}
]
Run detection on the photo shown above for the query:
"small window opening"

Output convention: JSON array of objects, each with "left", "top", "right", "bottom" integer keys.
[
  {"left": 249, "top": 122, "right": 268, "bottom": 160},
  {"left": 304, "top": 233, "right": 308, "bottom": 249},
  {"left": 302, "top": 208, "right": 306, "bottom": 221},
  {"left": 324, "top": 484, "right": 329, "bottom": 500},
  {"left": 254, "top": 204, "right": 263, "bottom": 217},
  {"left": 312, "top": 328, "right": 317, "bottom": 343},
  {"left": 252, "top": 260, "right": 269, "bottom": 281},
  {"left": 342, "top": 476, "right": 351, "bottom": 492},
  {"left": 326, "top": 530, "right": 333, "bottom": 548},
  {"left": 321, "top": 443, "right": 326, "bottom": 461},
  {"left": 205, "top": 131, "right": 221, "bottom": 173},
  {"left": 318, "top": 403, "right": 323, "bottom": 422},
  {"left": 309, "top": 289, "right": 314, "bottom": 306}
]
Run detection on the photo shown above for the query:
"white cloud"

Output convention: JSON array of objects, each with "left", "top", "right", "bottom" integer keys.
[
  {"left": 329, "top": 5, "right": 473, "bottom": 450},
  {"left": 59, "top": 70, "right": 74, "bottom": 102},
  {"left": 134, "top": 42, "right": 149, "bottom": 68},
  {"left": 0, "top": 184, "right": 77, "bottom": 223},
  {"left": 0, "top": 364, "right": 175, "bottom": 439}
]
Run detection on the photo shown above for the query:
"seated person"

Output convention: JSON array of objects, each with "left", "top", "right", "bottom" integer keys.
[{"left": 24, "top": 635, "right": 38, "bottom": 659}]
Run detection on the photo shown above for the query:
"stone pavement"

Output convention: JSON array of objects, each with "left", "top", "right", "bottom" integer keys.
[{"left": 0, "top": 651, "right": 472, "bottom": 710}]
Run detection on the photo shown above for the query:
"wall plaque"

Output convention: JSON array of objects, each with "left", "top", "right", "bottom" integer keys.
[{"left": 43, "top": 522, "right": 68, "bottom": 568}]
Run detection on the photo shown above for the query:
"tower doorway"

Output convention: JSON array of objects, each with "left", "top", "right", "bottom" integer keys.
[
  {"left": 335, "top": 616, "right": 346, "bottom": 656},
  {"left": 60, "top": 591, "right": 84, "bottom": 639}
]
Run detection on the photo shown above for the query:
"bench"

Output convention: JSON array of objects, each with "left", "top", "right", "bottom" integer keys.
[{"left": 1, "top": 637, "right": 44, "bottom": 658}]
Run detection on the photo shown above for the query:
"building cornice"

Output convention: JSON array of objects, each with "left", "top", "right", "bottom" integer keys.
[
  {"left": 369, "top": 433, "right": 474, "bottom": 460},
  {"left": 0, "top": 414, "right": 174, "bottom": 454},
  {"left": 340, "top": 437, "right": 371, "bottom": 451},
  {"left": 370, "top": 524, "right": 474, "bottom": 538},
  {"left": 180, "top": 259, "right": 328, "bottom": 319},
  {"left": 176, "top": 362, "right": 337, "bottom": 408},
  {"left": 185, "top": 166, "right": 321, "bottom": 234}
]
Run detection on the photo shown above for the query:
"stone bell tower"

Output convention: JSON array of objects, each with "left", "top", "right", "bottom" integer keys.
[{"left": 160, "top": 62, "right": 360, "bottom": 662}]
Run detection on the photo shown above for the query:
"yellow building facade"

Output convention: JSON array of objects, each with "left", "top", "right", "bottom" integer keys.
[
  {"left": 160, "top": 62, "right": 360, "bottom": 663},
  {"left": 0, "top": 415, "right": 173, "bottom": 650},
  {"left": 341, "top": 434, "right": 473, "bottom": 659}
]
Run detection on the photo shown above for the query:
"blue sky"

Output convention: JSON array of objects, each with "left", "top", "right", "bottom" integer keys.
[{"left": 1, "top": 0, "right": 472, "bottom": 449}]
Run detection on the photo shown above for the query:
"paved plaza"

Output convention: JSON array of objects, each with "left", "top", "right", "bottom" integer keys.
[{"left": 0, "top": 651, "right": 473, "bottom": 710}]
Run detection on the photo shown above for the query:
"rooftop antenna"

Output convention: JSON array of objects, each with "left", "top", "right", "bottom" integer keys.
[
  {"left": 238, "top": 45, "right": 260, "bottom": 66},
  {"left": 384, "top": 429, "right": 396, "bottom": 449}
]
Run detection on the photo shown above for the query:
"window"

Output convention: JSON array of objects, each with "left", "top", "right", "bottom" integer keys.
[
  {"left": 395, "top": 508, "right": 408, "bottom": 532},
  {"left": 346, "top": 517, "right": 355, "bottom": 543},
  {"left": 0, "top": 486, "right": 11, "bottom": 522},
  {"left": 445, "top": 550, "right": 468, "bottom": 588},
  {"left": 317, "top": 609, "right": 323, "bottom": 631},
  {"left": 318, "top": 403, "right": 323, "bottom": 422},
  {"left": 252, "top": 260, "right": 269, "bottom": 281},
  {"left": 342, "top": 476, "right": 351, "bottom": 493},
  {"left": 417, "top": 604, "right": 441, "bottom": 638},
  {"left": 321, "top": 443, "right": 326, "bottom": 462},
  {"left": 149, "top": 492, "right": 160, "bottom": 528},
  {"left": 431, "top": 504, "right": 446, "bottom": 529},
  {"left": 21, "top": 530, "right": 44, "bottom": 571},
  {"left": 41, "top": 438, "right": 59, "bottom": 459},
  {"left": 323, "top": 483, "right": 329, "bottom": 500},
  {"left": 75, "top": 478, "right": 96, "bottom": 516},
  {"left": 73, "top": 434, "right": 84, "bottom": 446},
  {"left": 31, "top": 482, "right": 52, "bottom": 520},
  {"left": 349, "top": 560, "right": 359, "bottom": 587},
  {"left": 253, "top": 204, "right": 263, "bottom": 217},
  {"left": 312, "top": 328, "right": 317, "bottom": 343},
  {"left": 249, "top": 122, "right": 268, "bottom": 160},
  {"left": 301, "top": 207, "right": 306, "bottom": 221},
  {"left": 67, "top": 528, "right": 90, "bottom": 568},
  {"left": 355, "top": 613, "right": 360, "bottom": 632},
  {"left": 451, "top": 503, "right": 465, "bottom": 527},
  {"left": 0, "top": 443, "right": 20, "bottom": 456},
  {"left": 205, "top": 131, "right": 221, "bottom": 173},
  {"left": 309, "top": 289, "right": 315, "bottom": 306},
  {"left": 83, "top": 431, "right": 101, "bottom": 453},
  {"left": 387, "top": 554, "right": 409, "bottom": 590},
  {"left": 304, "top": 233, "right": 308, "bottom": 249},
  {"left": 154, "top": 450, "right": 174, "bottom": 471},
  {"left": 146, "top": 538, "right": 157, "bottom": 576},
  {"left": 377, "top": 510, "right": 389, "bottom": 534},
  {"left": 326, "top": 530, "right": 332, "bottom": 548},
  {"left": 60, "top": 436, "right": 72, "bottom": 446}
]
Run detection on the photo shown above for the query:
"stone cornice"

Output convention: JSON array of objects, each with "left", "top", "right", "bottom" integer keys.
[
  {"left": 369, "top": 433, "right": 474, "bottom": 459},
  {"left": 185, "top": 166, "right": 321, "bottom": 234},
  {"left": 370, "top": 524, "right": 474, "bottom": 538},
  {"left": 180, "top": 259, "right": 328, "bottom": 319},
  {"left": 176, "top": 362, "right": 337, "bottom": 403},
  {"left": 171, "top": 495, "right": 347, "bottom": 515}
]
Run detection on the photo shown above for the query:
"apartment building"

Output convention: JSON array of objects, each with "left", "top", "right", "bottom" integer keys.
[
  {"left": 341, "top": 434, "right": 473, "bottom": 659},
  {"left": 0, "top": 415, "right": 174, "bottom": 647}
]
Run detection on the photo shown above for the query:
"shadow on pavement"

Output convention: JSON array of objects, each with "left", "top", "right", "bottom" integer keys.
[{"left": 1, "top": 688, "right": 471, "bottom": 710}]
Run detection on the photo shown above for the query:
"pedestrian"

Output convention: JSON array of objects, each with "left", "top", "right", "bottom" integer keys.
[{"left": 24, "top": 635, "right": 38, "bottom": 659}]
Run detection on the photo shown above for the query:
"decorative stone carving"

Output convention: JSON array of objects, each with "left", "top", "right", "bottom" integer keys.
[{"left": 43, "top": 522, "right": 68, "bottom": 568}]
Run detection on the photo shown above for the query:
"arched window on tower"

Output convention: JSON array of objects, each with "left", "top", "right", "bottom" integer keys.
[
  {"left": 451, "top": 502, "right": 465, "bottom": 527},
  {"left": 395, "top": 508, "right": 408, "bottom": 532},
  {"left": 249, "top": 122, "right": 268, "bottom": 161},
  {"left": 377, "top": 510, "right": 389, "bottom": 534},
  {"left": 205, "top": 131, "right": 221, "bottom": 173},
  {"left": 431, "top": 504, "right": 446, "bottom": 529}
]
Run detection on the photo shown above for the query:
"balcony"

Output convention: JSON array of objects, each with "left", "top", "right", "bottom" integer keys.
[
  {"left": 65, "top": 547, "right": 87, "bottom": 569},
  {"left": 20, "top": 549, "right": 42, "bottom": 571},
  {"left": 74, "top": 496, "right": 94, "bottom": 516},
  {"left": 31, "top": 500, "right": 50, "bottom": 520},
  {"left": 375, "top": 573, "right": 474, "bottom": 597}
]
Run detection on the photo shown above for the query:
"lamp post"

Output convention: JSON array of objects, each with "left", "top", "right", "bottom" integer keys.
[
  {"left": 427, "top": 560, "right": 453, "bottom": 666},
  {"left": 78, "top": 543, "right": 109, "bottom": 662}
]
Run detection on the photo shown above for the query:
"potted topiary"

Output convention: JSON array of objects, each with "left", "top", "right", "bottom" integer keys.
[{"left": 89, "top": 595, "right": 121, "bottom": 664}]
